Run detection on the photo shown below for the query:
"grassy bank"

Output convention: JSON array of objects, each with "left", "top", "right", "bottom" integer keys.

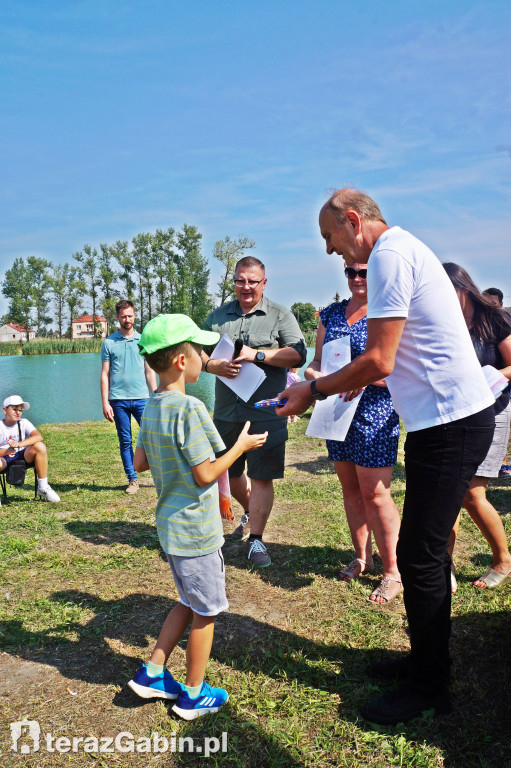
[
  {"left": 303, "top": 330, "right": 317, "bottom": 347},
  {"left": 21, "top": 338, "right": 104, "bottom": 354},
  {"left": 0, "top": 418, "right": 510, "bottom": 767},
  {"left": 0, "top": 342, "right": 22, "bottom": 356}
]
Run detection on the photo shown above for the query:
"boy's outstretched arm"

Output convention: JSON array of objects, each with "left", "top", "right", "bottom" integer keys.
[
  {"left": 134, "top": 446, "right": 150, "bottom": 473},
  {"left": 192, "top": 422, "right": 267, "bottom": 488}
]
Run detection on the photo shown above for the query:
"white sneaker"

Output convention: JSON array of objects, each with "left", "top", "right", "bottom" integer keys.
[{"left": 38, "top": 484, "right": 60, "bottom": 502}]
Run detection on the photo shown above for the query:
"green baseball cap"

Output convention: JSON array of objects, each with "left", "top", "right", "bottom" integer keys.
[{"left": 138, "top": 314, "right": 220, "bottom": 355}]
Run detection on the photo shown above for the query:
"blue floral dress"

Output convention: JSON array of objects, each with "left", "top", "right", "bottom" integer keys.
[{"left": 319, "top": 300, "right": 399, "bottom": 467}]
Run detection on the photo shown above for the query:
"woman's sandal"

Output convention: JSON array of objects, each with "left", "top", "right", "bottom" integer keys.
[
  {"left": 338, "top": 558, "right": 374, "bottom": 582},
  {"left": 368, "top": 575, "right": 402, "bottom": 603},
  {"left": 451, "top": 563, "right": 458, "bottom": 595},
  {"left": 473, "top": 568, "right": 511, "bottom": 589}
]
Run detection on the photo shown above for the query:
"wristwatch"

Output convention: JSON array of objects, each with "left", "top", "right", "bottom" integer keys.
[
  {"left": 310, "top": 379, "right": 328, "bottom": 401},
  {"left": 255, "top": 350, "right": 266, "bottom": 362}
]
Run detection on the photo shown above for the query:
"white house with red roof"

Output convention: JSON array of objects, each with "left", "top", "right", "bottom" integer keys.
[
  {"left": 71, "top": 314, "right": 108, "bottom": 339},
  {"left": 0, "top": 323, "right": 36, "bottom": 342}
]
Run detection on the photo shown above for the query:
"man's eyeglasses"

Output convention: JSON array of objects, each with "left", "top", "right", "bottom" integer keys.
[
  {"left": 233, "top": 278, "right": 265, "bottom": 288},
  {"left": 344, "top": 267, "right": 367, "bottom": 280}
]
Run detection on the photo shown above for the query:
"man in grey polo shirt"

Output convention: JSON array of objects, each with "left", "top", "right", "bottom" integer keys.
[
  {"left": 202, "top": 256, "right": 306, "bottom": 567},
  {"left": 100, "top": 299, "right": 157, "bottom": 494}
]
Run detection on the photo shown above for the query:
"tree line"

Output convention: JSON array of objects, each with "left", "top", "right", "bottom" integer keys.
[{"left": 2, "top": 229, "right": 257, "bottom": 341}]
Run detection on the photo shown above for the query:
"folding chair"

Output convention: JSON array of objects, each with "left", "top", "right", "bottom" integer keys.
[{"left": 0, "top": 464, "right": 38, "bottom": 502}]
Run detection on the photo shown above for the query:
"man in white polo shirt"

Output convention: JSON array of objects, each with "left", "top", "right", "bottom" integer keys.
[{"left": 278, "top": 189, "right": 495, "bottom": 725}]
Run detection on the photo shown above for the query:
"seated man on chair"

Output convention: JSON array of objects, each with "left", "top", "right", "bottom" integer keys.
[{"left": 0, "top": 395, "right": 60, "bottom": 502}]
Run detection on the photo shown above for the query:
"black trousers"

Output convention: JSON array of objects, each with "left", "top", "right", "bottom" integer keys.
[{"left": 396, "top": 405, "right": 495, "bottom": 693}]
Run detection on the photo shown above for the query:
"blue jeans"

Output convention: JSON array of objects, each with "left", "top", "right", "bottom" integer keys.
[{"left": 110, "top": 399, "right": 148, "bottom": 481}]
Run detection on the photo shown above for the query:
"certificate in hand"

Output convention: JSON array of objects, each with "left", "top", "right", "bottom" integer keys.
[
  {"left": 209, "top": 334, "right": 266, "bottom": 402},
  {"left": 305, "top": 337, "right": 362, "bottom": 441}
]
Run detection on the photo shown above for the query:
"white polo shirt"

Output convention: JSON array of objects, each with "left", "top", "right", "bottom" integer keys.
[{"left": 367, "top": 227, "right": 494, "bottom": 432}]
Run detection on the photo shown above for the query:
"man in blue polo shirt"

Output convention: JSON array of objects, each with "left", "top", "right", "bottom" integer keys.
[{"left": 100, "top": 300, "right": 157, "bottom": 494}]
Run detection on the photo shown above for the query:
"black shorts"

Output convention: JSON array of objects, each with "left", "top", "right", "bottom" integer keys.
[{"left": 214, "top": 419, "right": 287, "bottom": 481}]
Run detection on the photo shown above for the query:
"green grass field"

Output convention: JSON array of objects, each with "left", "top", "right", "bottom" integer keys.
[{"left": 0, "top": 418, "right": 510, "bottom": 767}]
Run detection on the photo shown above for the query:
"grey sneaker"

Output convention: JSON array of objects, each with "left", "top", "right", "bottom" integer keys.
[
  {"left": 247, "top": 539, "right": 271, "bottom": 567},
  {"left": 228, "top": 513, "right": 249, "bottom": 541},
  {"left": 126, "top": 479, "right": 140, "bottom": 495}
]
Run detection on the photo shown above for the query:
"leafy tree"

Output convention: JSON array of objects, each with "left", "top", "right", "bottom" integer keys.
[
  {"left": 176, "top": 224, "right": 213, "bottom": 326},
  {"left": 291, "top": 302, "right": 318, "bottom": 331},
  {"left": 99, "top": 244, "right": 118, "bottom": 329},
  {"left": 50, "top": 263, "right": 69, "bottom": 337},
  {"left": 213, "top": 234, "right": 256, "bottom": 304},
  {"left": 64, "top": 266, "right": 86, "bottom": 337},
  {"left": 2, "top": 258, "right": 35, "bottom": 340},
  {"left": 132, "top": 232, "right": 154, "bottom": 327},
  {"left": 27, "top": 256, "right": 52, "bottom": 335},
  {"left": 73, "top": 245, "right": 102, "bottom": 337},
  {"left": 333, "top": 291, "right": 341, "bottom": 303},
  {"left": 151, "top": 227, "right": 176, "bottom": 314},
  {"left": 110, "top": 240, "right": 135, "bottom": 302}
]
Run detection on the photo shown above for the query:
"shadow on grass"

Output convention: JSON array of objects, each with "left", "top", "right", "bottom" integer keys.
[
  {"left": 55, "top": 482, "right": 139, "bottom": 493},
  {"left": 288, "top": 454, "right": 334, "bottom": 475},
  {"left": 66, "top": 520, "right": 161, "bottom": 549},
  {"left": 1, "top": 589, "right": 510, "bottom": 767},
  {"left": 66, "top": 521, "right": 356, "bottom": 590},
  {"left": 222, "top": 541, "right": 364, "bottom": 589}
]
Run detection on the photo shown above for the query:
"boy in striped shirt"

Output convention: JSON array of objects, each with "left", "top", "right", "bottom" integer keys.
[{"left": 127, "top": 314, "right": 267, "bottom": 720}]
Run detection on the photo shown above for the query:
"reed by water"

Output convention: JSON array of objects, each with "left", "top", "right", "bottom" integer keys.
[{"left": 10, "top": 338, "right": 105, "bottom": 355}]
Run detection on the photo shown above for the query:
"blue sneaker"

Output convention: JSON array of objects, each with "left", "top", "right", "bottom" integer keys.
[
  {"left": 172, "top": 681, "right": 229, "bottom": 720},
  {"left": 128, "top": 663, "right": 182, "bottom": 700}
]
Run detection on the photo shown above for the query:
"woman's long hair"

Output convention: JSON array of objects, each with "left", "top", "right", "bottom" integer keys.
[{"left": 443, "top": 262, "right": 511, "bottom": 344}]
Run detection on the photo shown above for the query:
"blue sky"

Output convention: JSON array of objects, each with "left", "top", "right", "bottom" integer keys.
[{"left": 1, "top": 0, "right": 510, "bottom": 317}]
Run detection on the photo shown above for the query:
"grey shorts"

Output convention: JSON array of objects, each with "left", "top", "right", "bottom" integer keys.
[
  {"left": 166, "top": 549, "right": 228, "bottom": 616},
  {"left": 476, "top": 406, "right": 511, "bottom": 478},
  {"left": 214, "top": 419, "right": 287, "bottom": 480}
]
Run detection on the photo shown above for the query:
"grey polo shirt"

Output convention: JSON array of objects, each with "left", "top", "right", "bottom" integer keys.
[{"left": 203, "top": 295, "right": 306, "bottom": 423}]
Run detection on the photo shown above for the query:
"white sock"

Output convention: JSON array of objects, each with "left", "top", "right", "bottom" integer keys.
[{"left": 38, "top": 477, "right": 49, "bottom": 491}]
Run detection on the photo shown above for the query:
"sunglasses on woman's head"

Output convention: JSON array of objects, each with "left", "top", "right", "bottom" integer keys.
[{"left": 344, "top": 267, "right": 367, "bottom": 279}]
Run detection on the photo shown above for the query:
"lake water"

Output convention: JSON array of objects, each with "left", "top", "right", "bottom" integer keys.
[{"left": 0, "top": 349, "right": 315, "bottom": 425}]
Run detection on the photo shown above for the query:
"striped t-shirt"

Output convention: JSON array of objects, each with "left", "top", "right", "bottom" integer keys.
[{"left": 137, "top": 390, "right": 226, "bottom": 556}]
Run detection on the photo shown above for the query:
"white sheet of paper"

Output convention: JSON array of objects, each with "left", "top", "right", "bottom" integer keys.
[
  {"left": 210, "top": 334, "right": 266, "bottom": 402},
  {"left": 306, "top": 337, "right": 363, "bottom": 441},
  {"left": 482, "top": 364, "right": 508, "bottom": 397}
]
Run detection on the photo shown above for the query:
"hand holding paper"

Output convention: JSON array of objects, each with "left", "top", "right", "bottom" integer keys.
[{"left": 210, "top": 334, "right": 266, "bottom": 402}]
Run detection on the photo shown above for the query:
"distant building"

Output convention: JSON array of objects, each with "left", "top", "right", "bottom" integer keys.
[
  {"left": 0, "top": 323, "right": 35, "bottom": 342},
  {"left": 71, "top": 314, "right": 108, "bottom": 339}
]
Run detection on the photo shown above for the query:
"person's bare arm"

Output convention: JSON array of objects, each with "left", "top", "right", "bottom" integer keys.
[
  {"left": 201, "top": 350, "right": 242, "bottom": 379},
  {"left": 276, "top": 317, "right": 406, "bottom": 416},
  {"left": 498, "top": 335, "right": 511, "bottom": 379},
  {"left": 144, "top": 359, "right": 158, "bottom": 392},
  {"left": 234, "top": 344, "right": 302, "bottom": 368},
  {"left": 8, "top": 427, "right": 43, "bottom": 449},
  {"left": 191, "top": 422, "right": 267, "bottom": 487},
  {"left": 304, "top": 321, "right": 326, "bottom": 381},
  {"left": 133, "top": 446, "right": 150, "bottom": 473},
  {"left": 100, "top": 360, "right": 114, "bottom": 422}
]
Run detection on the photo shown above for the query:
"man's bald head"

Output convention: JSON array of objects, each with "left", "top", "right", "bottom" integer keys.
[{"left": 322, "top": 188, "right": 387, "bottom": 227}]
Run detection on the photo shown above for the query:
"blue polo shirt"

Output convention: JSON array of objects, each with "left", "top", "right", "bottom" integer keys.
[{"left": 101, "top": 329, "right": 149, "bottom": 400}]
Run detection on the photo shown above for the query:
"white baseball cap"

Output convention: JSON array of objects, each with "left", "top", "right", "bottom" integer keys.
[{"left": 3, "top": 395, "right": 30, "bottom": 411}]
